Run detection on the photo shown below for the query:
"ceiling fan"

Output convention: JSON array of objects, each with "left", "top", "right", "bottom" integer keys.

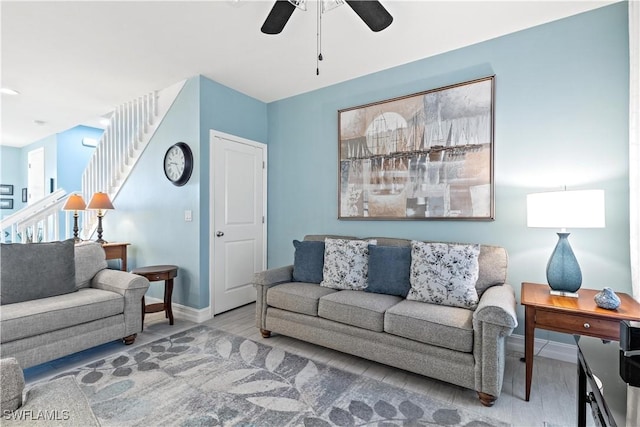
[{"left": 261, "top": 0, "right": 393, "bottom": 35}]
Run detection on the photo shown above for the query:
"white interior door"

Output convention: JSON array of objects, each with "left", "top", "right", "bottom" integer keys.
[
  {"left": 27, "top": 147, "right": 45, "bottom": 204},
  {"left": 211, "top": 130, "right": 267, "bottom": 315}
]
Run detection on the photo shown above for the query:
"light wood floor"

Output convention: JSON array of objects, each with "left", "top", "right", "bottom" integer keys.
[{"left": 25, "top": 303, "right": 587, "bottom": 427}]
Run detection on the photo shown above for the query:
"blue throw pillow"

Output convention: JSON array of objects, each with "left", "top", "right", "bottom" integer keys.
[
  {"left": 366, "top": 245, "right": 411, "bottom": 297},
  {"left": 292, "top": 240, "right": 325, "bottom": 284}
]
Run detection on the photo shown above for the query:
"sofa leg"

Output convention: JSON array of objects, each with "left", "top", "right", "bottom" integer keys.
[
  {"left": 260, "top": 329, "right": 271, "bottom": 338},
  {"left": 123, "top": 334, "right": 137, "bottom": 345},
  {"left": 477, "top": 392, "right": 497, "bottom": 407}
]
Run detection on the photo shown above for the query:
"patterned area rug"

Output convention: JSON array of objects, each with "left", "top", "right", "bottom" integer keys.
[{"left": 48, "top": 325, "right": 506, "bottom": 426}]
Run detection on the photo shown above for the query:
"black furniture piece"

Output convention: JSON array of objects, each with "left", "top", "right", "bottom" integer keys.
[{"left": 576, "top": 335, "right": 639, "bottom": 427}]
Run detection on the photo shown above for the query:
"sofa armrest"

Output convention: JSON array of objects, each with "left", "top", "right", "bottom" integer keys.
[
  {"left": 254, "top": 265, "right": 293, "bottom": 330},
  {"left": 0, "top": 358, "right": 25, "bottom": 412},
  {"left": 253, "top": 265, "right": 294, "bottom": 287},
  {"left": 473, "top": 283, "right": 518, "bottom": 329},
  {"left": 472, "top": 283, "right": 517, "bottom": 399},
  {"left": 91, "top": 269, "right": 150, "bottom": 336}
]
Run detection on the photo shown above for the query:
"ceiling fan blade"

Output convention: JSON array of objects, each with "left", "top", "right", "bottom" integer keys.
[
  {"left": 261, "top": 1, "right": 297, "bottom": 35},
  {"left": 345, "top": 1, "right": 393, "bottom": 32}
]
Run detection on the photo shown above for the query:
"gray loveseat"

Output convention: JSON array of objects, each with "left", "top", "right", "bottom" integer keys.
[
  {"left": 0, "top": 240, "right": 149, "bottom": 369},
  {"left": 255, "top": 235, "right": 518, "bottom": 406}
]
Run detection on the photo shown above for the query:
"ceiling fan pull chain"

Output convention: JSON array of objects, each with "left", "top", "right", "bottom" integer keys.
[{"left": 316, "top": 0, "right": 323, "bottom": 75}]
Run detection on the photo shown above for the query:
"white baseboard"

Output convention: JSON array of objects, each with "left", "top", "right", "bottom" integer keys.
[
  {"left": 144, "top": 297, "right": 212, "bottom": 324},
  {"left": 507, "top": 333, "right": 577, "bottom": 364}
]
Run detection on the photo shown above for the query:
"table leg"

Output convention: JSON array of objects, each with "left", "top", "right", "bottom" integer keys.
[
  {"left": 525, "top": 305, "right": 535, "bottom": 401},
  {"left": 166, "top": 278, "right": 174, "bottom": 325},
  {"left": 141, "top": 296, "right": 145, "bottom": 331},
  {"left": 163, "top": 281, "right": 169, "bottom": 319}
]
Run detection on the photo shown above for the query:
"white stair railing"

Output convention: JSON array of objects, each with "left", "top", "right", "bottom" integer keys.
[
  {"left": 0, "top": 80, "right": 185, "bottom": 244},
  {"left": 0, "top": 189, "right": 67, "bottom": 243},
  {"left": 80, "top": 80, "right": 185, "bottom": 240}
]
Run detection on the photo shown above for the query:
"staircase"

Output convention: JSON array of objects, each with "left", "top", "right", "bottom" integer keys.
[
  {"left": 0, "top": 80, "right": 186, "bottom": 243},
  {"left": 80, "top": 80, "right": 185, "bottom": 240},
  {"left": 0, "top": 189, "right": 67, "bottom": 243}
]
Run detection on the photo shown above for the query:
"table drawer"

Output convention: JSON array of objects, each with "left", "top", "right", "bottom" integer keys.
[{"left": 536, "top": 310, "right": 620, "bottom": 339}]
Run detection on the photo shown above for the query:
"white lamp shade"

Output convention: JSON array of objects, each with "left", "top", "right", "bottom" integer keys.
[{"left": 527, "top": 189, "right": 605, "bottom": 229}]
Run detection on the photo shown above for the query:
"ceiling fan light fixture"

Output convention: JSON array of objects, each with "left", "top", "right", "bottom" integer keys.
[
  {"left": 288, "top": 0, "right": 306, "bottom": 11},
  {"left": 322, "top": 0, "right": 344, "bottom": 13}
]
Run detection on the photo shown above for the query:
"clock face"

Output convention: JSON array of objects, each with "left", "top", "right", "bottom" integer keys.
[{"left": 163, "top": 142, "right": 193, "bottom": 186}]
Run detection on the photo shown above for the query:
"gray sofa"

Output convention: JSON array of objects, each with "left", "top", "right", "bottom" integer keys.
[
  {"left": 0, "top": 240, "right": 149, "bottom": 369},
  {"left": 1, "top": 357, "right": 100, "bottom": 426},
  {"left": 255, "top": 235, "right": 518, "bottom": 406}
]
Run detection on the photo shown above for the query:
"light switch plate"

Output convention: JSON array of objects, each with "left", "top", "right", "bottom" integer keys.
[{"left": 184, "top": 210, "right": 192, "bottom": 222}]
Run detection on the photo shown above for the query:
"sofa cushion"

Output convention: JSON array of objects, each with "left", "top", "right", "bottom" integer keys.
[
  {"left": 292, "top": 240, "right": 324, "bottom": 284},
  {"left": 407, "top": 241, "right": 480, "bottom": 310},
  {"left": 0, "top": 239, "right": 76, "bottom": 305},
  {"left": 75, "top": 241, "right": 108, "bottom": 289},
  {"left": 267, "top": 283, "right": 338, "bottom": 316},
  {"left": 476, "top": 245, "right": 508, "bottom": 297},
  {"left": 320, "top": 238, "right": 376, "bottom": 290},
  {"left": 318, "top": 290, "right": 402, "bottom": 332},
  {"left": 384, "top": 300, "right": 474, "bottom": 353},
  {"left": 0, "top": 288, "right": 123, "bottom": 343},
  {"left": 365, "top": 245, "right": 411, "bottom": 297},
  {"left": 363, "top": 237, "right": 508, "bottom": 297}
]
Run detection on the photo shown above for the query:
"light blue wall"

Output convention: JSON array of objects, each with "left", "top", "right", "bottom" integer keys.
[
  {"left": 57, "top": 125, "right": 103, "bottom": 237},
  {"left": 107, "top": 75, "right": 268, "bottom": 309},
  {"left": 107, "top": 77, "right": 201, "bottom": 306},
  {"left": 266, "top": 3, "right": 630, "bottom": 340},
  {"left": 0, "top": 127, "right": 101, "bottom": 221},
  {"left": 198, "top": 76, "right": 268, "bottom": 309},
  {"left": 57, "top": 125, "right": 103, "bottom": 193},
  {"left": 0, "top": 146, "right": 24, "bottom": 219}
]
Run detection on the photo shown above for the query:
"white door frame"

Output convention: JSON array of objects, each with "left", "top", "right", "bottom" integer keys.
[{"left": 208, "top": 129, "right": 267, "bottom": 317}]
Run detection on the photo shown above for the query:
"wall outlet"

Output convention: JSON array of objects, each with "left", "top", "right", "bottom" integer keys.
[{"left": 184, "top": 210, "right": 192, "bottom": 222}]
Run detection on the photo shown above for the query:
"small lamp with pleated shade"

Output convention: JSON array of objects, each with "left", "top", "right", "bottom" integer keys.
[
  {"left": 62, "top": 194, "right": 86, "bottom": 242},
  {"left": 87, "top": 192, "right": 114, "bottom": 243}
]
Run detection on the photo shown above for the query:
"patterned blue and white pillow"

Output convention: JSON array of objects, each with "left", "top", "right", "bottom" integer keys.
[
  {"left": 407, "top": 241, "right": 481, "bottom": 310},
  {"left": 320, "top": 238, "right": 376, "bottom": 290}
]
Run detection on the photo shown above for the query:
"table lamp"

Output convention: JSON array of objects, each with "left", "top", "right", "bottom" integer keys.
[
  {"left": 87, "top": 192, "right": 114, "bottom": 243},
  {"left": 62, "top": 194, "right": 86, "bottom": 242},
  {"left": 527, "top": 189, "right": 605, "bottom": 297}
]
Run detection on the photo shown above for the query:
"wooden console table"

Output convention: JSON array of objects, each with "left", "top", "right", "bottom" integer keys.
[
  {"left": 520, "top": 282, "right": 640, "bottom": 402},
  {"left": 102, "top": 242, "right": 130, "bottom": 271}
]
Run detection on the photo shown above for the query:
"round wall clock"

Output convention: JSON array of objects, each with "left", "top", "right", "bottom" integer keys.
[{"left": 163, "top": 142, "right": 193, "bottom": 186}]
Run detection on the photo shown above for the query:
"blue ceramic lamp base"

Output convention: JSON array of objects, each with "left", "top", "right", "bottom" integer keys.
[{"left": 546, "top": 232, "right": 582, "bottom": 298}]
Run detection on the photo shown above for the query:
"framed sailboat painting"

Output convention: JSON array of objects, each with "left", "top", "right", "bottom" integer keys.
[{"left": 338, "top": 76, "right": 495, "bottom": 220}]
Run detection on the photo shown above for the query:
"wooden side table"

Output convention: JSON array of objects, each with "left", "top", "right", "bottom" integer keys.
[
  {"left": 520, "top": 282, "right": 640, "bottom": 402},
  {"left": 102, "top": 242, "right": 130, "bottom": 271},
  {"left": 133, "top": 265, "right": 178, "bottom": 325}
]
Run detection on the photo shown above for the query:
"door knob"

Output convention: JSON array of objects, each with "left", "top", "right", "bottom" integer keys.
[{"left": 216, "top": 231, "right": 224, "bottom": 237}]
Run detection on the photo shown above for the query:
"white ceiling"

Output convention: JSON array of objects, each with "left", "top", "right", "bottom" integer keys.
[{"left": 1, "top": 0, "right": 615, "bottom": 147}]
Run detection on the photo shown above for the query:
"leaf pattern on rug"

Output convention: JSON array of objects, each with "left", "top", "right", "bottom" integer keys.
[
  {"left": 40, "top": 325, "right": 508, "bottom": 427},
  {"left": 265, "top": 347, "right": 285, "bottom": 372}
]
